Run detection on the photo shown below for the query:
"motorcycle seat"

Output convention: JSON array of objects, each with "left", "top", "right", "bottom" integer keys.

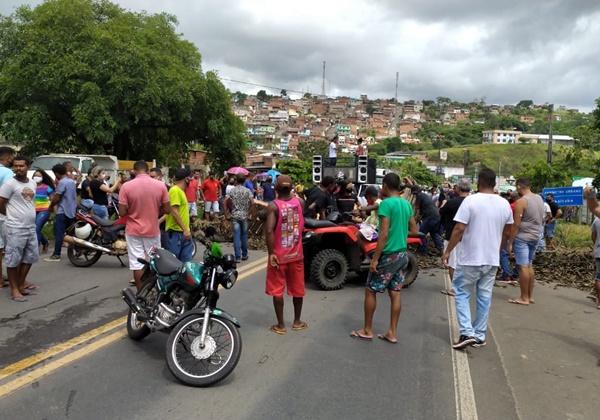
[
  {"left": 91, "top": 215, "right": 114, "bottom": 227},
  {"left": 154, "top": 248, "right": 184, "bottom": 275},
  {"left": 304, "top": 218, "right": 336, "bottom": 229}
]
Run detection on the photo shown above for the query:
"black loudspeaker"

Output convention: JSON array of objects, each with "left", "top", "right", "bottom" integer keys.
[
  {"left": 368, "top": 158, "right": 376, "bottom": 184},
  {"left": 357, "top": 155, "right": 368, "bottom": 183},
  {"left": 312, "top": 155, "right": 323, "bottom": 183}
]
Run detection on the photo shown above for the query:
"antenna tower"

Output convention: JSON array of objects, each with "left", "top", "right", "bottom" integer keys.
[
  {"left": 395, "top": 72, "right": 399, "bottom": 102},
  {"left": 321, "top": 61, "right": 326, "bottom": 96}
]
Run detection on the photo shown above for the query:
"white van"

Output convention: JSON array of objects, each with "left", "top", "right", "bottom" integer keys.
[{"left": 28, "top": 154, "right": 119, "bottom": 187}]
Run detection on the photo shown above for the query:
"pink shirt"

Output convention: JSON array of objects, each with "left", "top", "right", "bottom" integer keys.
[{"left": 119, "top": 174, "right": 169, "bottom": 237}]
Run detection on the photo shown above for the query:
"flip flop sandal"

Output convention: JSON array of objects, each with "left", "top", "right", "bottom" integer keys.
[
  {"left": 440, "top": 289, "right": 455, "bottom": 296},
  {"left": 26, "top": 284, "right": 39, "bottom": 290},
  {"left": 9, "top": 296, "right": 27, "bottom": 302},
  {"left": 291, "top": 323, "right": 309, "bottom": 331},
  {"left": 377, "top": 334, "right": 398, "bottom": 344},
  {"left": 508, "top": 298, "right": 529, "bottom": 306},
  {"left": 350, "top": 330, "right": 372, "bottom": 341},
  {"left": 268, "top": 326, "right": 286, "bottom": 335}
]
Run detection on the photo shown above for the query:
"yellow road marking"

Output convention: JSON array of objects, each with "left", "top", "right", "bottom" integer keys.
[
  {"left": 0, "top": 316, "right": 127, "bottom": 380},
  {"left": 0, "top": 256, "right": 268, "bottom": 397},
  {"left": 0, "top": 329, "right": 127, "bottom": 399}
]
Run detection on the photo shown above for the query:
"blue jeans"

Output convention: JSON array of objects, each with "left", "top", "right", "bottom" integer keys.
[
  {"left": 545, "top": 220, "right": 557, "bottom": 238},
  {"left": 92, "top": 204, "right": 108, "bottom": 220},
  {"left": 35, "top": 210, "right": 51, "bottom": 246},
  {"left": 329, "top": 157, "right": 337, "bottom": 167},
  {"left": 166, "top": 231, "right": 194, "bottom": 263},
  {"left": 500, "top": 241, "right": 519, "bottom": 278},
  {"left": 232, "top": 218, "right": 248, "bottom": 261},
  {"left": 537, "top": 227, "right": 546, "bottom": 252},
  {"left": 53, "top": 213, "right": 74, "bottom": 257},
  {"left": 453, "top": 265, "right": 497, "bottom": 341},
  {"left": 418, "top": 216, "right": 443, "bottom": 253}
]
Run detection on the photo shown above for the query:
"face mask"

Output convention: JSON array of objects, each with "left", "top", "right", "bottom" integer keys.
[
  {"left": 443, "top": 188, "right": 449, "bottom": 193},
  {"left": 33, "top": 176, "right": 43, "bottom": 183},
  {"left": 99, "top": 174, "right": 106, "bottom": 180}
]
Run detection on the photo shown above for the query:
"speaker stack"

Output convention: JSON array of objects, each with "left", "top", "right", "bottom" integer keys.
[
  {"left": 357, "top": 155, "right": 368, "bottom": 184},
  {"left": 312, "top": 155, "right": 323, "bottom": 183}
]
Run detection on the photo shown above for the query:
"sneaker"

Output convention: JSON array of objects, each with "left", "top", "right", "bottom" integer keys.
[
  {"left": 509, "top": 277, "right": 520, "bottom": 285},
  {"left": 452, "top": 335, "right": 477, "bottom": 349},
  {"left": 44, "top": 255, "right": 61, "bottom": 262},
  {"left": 496, "top": 276, "right": 512, "bottom": 284},
  {"left": 471, "top": 338, "right": 487, "bottom": 348}
]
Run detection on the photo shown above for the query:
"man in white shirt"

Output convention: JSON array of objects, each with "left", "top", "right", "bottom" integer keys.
[
  {"left": 329, "top": 136, "right": 338, "bottom": 167},
  {"left": 442, "top": 168, "right": 513, "bottom": 349}
]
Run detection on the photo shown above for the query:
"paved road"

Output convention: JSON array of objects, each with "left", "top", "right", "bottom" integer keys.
[{"left": 0, "top": 249, "right": 598, "bottom": 420}]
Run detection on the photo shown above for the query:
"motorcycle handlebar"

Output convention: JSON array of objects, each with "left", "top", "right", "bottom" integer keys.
[{"left": 137, "top": 257, "right": 149, "bottom": 265}]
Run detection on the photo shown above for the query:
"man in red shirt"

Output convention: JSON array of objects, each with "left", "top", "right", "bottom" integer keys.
[
  {"left": 118, "top": 161, "right": 171, "bottom": 290},
  {"left": 264, "top": 175, "right": 308, "bottom": 334},
  {"left": 185, "top": 170, "right": 200, "bottom": 223},
  {"left": 200, "top": 172, "right": 221, "bottom": 221}
]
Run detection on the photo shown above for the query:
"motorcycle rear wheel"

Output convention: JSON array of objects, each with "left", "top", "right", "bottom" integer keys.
[
  {"left": 127, "top": 274, "right": 158, "bottom": 341},
  {"left": 67, "top": 244, "right": 102, "bottom": 267},
  {"left": 166, "top": 315, "right": 242, "bottom": 387}
]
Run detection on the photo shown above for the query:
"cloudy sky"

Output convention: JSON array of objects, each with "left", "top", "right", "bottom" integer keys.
[{"left": 1, "top": 0, "right": 599, "bottom": 111}]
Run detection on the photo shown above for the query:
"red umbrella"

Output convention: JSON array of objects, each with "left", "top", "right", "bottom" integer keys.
[{"left": 227, "top": 167, "right": 249, "bottom": 175}]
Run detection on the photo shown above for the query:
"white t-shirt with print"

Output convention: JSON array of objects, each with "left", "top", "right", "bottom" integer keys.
[{"left": 454, "top": 193, "right": 513, "bottom": 266}]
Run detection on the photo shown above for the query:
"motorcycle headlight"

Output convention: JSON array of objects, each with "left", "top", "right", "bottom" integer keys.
[{"left": 220, "top": 269, "right": 238, "bottom": 289}]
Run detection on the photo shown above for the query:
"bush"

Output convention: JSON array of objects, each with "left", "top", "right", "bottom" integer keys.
[{"left": 555, "top": 222, "right": 593, "bottom": 249}]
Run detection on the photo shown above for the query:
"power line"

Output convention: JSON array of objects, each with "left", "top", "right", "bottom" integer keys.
[{"left": 218, "top": 77, "right": 315, "bottom": 96}]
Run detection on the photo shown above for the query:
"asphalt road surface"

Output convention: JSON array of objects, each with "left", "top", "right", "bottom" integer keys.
[{"left": 0, "top": 248, "right": 598, "bottom": 420}]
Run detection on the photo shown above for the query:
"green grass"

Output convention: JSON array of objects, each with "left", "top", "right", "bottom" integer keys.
[{"left": 555, "top": 222, "right": 593, "bottom": 249}]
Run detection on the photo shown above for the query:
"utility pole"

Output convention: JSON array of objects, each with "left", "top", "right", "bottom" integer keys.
[
  {"left": 321, "top": 61, "right": 326, "bottom": 97},
  {"left": 395, "top": 72, "right": 399, "bottom": 103},
  {"left": 547, "top": 103, "right": 554, "bottom": 164}
]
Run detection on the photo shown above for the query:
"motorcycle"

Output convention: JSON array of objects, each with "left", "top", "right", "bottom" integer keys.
[
  {"left": 121, "top": 226, "right": 242, "bottom": 387},
  {"left": 63, "top": 204, "right": 128, "bottom": 267}
]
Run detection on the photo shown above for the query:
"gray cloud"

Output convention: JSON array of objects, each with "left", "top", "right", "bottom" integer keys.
[{"left": 1, "top": 0, "right": 599, "bottom": 110}]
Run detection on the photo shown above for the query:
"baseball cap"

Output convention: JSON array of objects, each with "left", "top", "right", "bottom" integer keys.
[
  {"left": 175, "top": 168, "right": 191, "bottom": 181},
  {"left": 275, "top": 175, "right": 293, "bottom": 189}
]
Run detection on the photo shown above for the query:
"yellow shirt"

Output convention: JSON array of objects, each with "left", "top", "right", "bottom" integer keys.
[
  {"left": 165, "top": 185, "right": 189, "bottom": 232},
  {"left": 365, "top": 198, "right": 382, "bottom": 227}
]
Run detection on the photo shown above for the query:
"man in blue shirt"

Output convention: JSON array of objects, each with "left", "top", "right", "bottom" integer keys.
[
  {"left": 262, "top": 176, "right": 276, "bottom": 202},
  {"left": 0, "top": 146, "right": 15, "bottom": 288},
  {"left": 243, "top": 173, "right": 255, "bottom": 197},
  {"left": 45, "top": 164, "right": 77, "bottom": 262}
]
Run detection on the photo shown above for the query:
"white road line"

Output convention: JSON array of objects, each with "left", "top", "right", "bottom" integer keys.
[{"left": 444, "top": 269, "right": 479, "bottom": 420}]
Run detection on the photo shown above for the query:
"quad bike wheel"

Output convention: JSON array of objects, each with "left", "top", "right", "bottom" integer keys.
[
  {"left": 310, "top": 249, "right": 348, "bottom": 290},
  {"left": 402, "top": 252, "right": 419, "bottom": 288}
]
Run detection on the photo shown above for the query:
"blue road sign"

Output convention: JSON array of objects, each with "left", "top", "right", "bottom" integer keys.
[{"left": 542, "top": 187, "right": 583, "bottom": 206}]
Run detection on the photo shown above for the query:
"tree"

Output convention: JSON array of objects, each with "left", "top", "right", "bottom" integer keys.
[
  {"left": 383, "top": 158, "right": 437, "bottom": 186},
  {"left": 0, "top": 0, "right": 246, "bottom": 170},
  {"left": 592, "top": 97, "right": 600, "bottom": 131},
  {"left": 257, "top": 90, "right": 269, "bottom": 102},
  {"left": 280, "top": 89, "right": 287, "bottom": 97},
  {"left": 232, "top": 91, "right": 248, "bottom": 105},
  {"left": 276, "top": 159, "right": 312, "bottom": 185},
  {"left": 516, "top": 100, "right": 534, "bottom": 108},
  {"left": 303, "top": 92, "right": 312, "bottom": 99},
  {"left": 572, "top": 125, "right": 600, "bottom": 150},
  {"left": 366, "top": 104, "right": 375, "bottom": 116},
  {"left": 297, "top": 140, "right": 328, "bottom": 161}
]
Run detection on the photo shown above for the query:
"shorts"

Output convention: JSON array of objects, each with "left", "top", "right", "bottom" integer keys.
[
  {"left": 3, "top": 226, "right": 39, "bottom": 267},
  {"left": 513, "top": 237, "right": 537, "bottom": 265},
  {"left": 188, "top": 201, "right": 198, "bottom": 217},
  {"left": 266, "top": 260, "right": 305, "bottom": 297},
  {"left": 126, "top": 234, "right": 161, "bottom": 270},
  {"left": 204, "top": 201, "right": 219, "bottom": 214},
  {"left": 443, "top": 239, "right": 460, "bottom": 270},
  {"left": 545, "top": 221, "right": 557, "bottom": 238},
  {"left": 595, "top": 258, "right": 600, "bottom": 281},
  {"left": 358, "top": 223, "right": 378, "bottom": 242},
  {"left": 366, "top": 251, "right": 408, "bottom": 293},
  {"left": 0, "top": 220, "right": 4, "bottom": 248}
]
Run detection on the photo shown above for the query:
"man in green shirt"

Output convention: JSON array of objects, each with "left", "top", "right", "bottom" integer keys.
[
  {"left": 165, "top": 168, "right": 194, "bottom": 262},
  {"left": 350, "top": 173, "right": 419, "bottom": 344}
]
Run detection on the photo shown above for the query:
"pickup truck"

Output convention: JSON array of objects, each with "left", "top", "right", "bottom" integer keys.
[{"left": 27, "top": 154, "right": 119, "bottom": 187}]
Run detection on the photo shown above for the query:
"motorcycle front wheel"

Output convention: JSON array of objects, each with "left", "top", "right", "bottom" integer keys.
[
  {"left": 67, "top": 244, "right": 102, "bottom": 267},
  {"left": 166, "top": 315, "right": 242, "bottom": 387},
  {"left": 126, "top": 274, "right": 158, "bottom": 341}
]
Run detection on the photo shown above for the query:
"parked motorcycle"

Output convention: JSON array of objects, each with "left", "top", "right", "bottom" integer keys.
[
  {"left": 63, "top": 204, "right": 128, "bottom": 267},
  {"left": 121, "top": 226, "right": 242, "bottom": 387}
]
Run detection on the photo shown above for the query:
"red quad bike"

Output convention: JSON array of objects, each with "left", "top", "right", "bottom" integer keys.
[{"left": 303, "top": 212, "right": 422, "bottom": 290}]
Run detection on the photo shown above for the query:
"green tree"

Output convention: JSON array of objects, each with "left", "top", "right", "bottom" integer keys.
[
  {"left": 572, "top": 125, "right": 600, "bottom": 150},
  {"left": 232, "top": 91, "right": 248, "bottom": 105},
  {"left": 592, "top": 97, "right": 600, "bottom": 131},
  {"left": 257, "top": 89, "right": 269, "bottom": 102},
  {"left": 276, "top": 159, "right": 312, "bottom": 185},
  {"left": 516, "top": 100, "right": 533, "bottom": 108},
  {"left": 0, "top": 0, "right": 246, "bottom": 170},
  {"left": 383, "top": 158, "right": 436, "bottom": 186},
  {"left": 366, "top": 104, "right": 375, "bottom": 116},
  {"left": 280, "top": 89, "right": 287, "bottom": 97},
  {"left": 303, "top": 92, "right": 312, "bottom": 99},
  {"left": 297, "top": 140, "right": 328, "bottom": 161}
]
